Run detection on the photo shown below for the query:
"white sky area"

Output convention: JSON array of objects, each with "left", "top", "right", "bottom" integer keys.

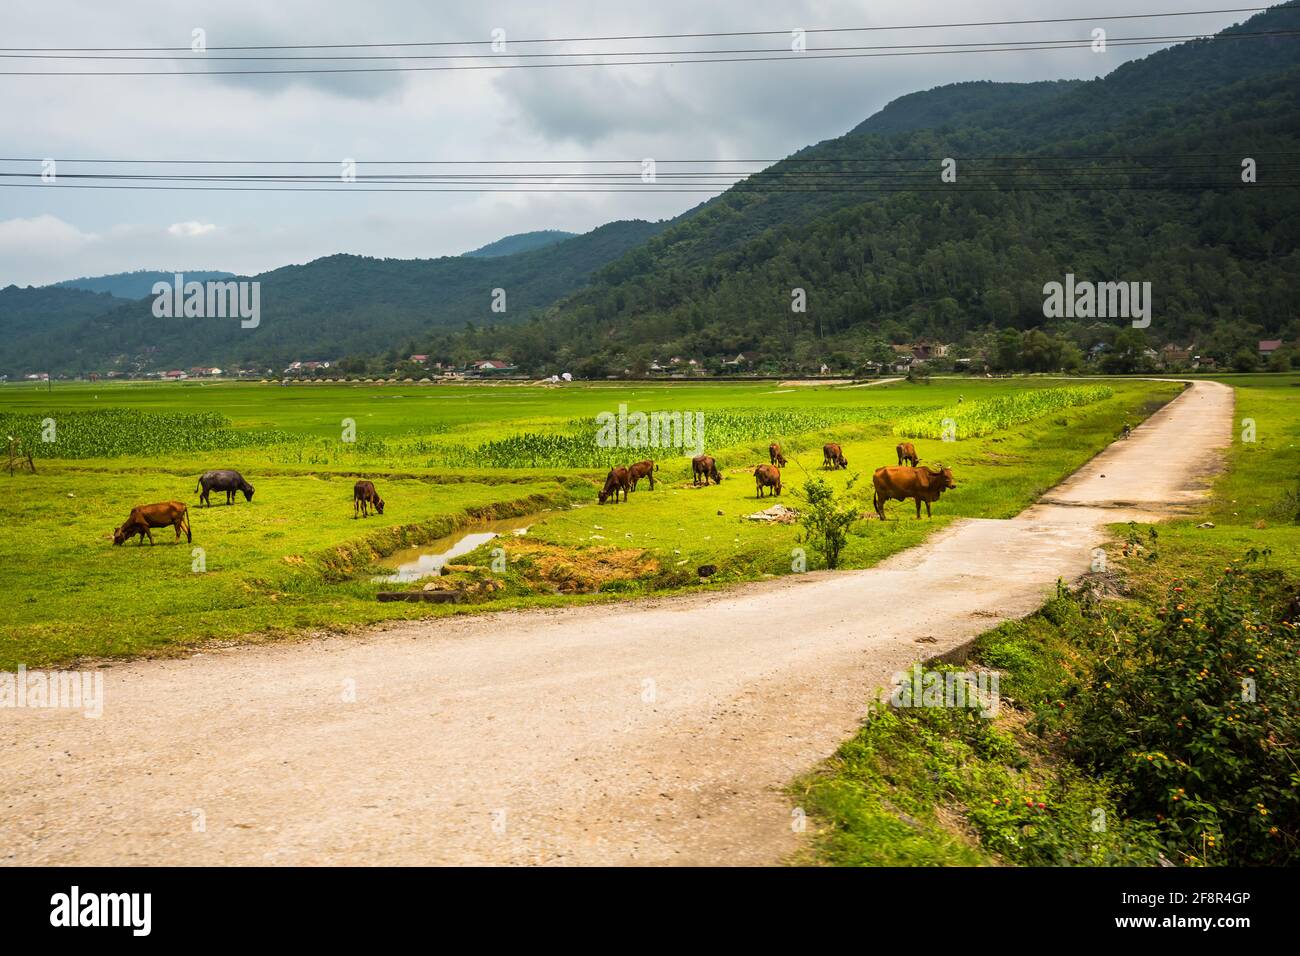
[{"left": 0, "top": 1, "right": 1265, "bottom": 285}]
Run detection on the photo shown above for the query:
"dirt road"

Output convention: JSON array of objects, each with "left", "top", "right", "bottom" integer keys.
[{"left": 0, "top": 381, "right": 1233, "bottom": 866}]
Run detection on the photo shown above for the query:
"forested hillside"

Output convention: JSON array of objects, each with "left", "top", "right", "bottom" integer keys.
[
  {"left": 53, "top": 270, "right": 235, "bottom": 299},
  {"left": 0, "top": 219, "right": 665, "bottom": 375},
  {"left": 413, "top": 3, "right": 1300, "bottom": 375},
  {"left": 463, "top": 230, "right": 577, "bottom": 257}
]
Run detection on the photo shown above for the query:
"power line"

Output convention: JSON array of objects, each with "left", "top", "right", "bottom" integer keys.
[
  {"left": 3, "top": 182, "right": 1293, "bottom": 194},
  {"left": 3, "top": 166, "right": 1293, "bottom": 185},
  {"left": 3, "top": 32, "right": 1295, "bottom": 75},
  {"left": 6, "top": 153, "right": 1298, "bottom": 164},
  {"left": 1, "top": 31, "right": 1286, "bottom": 61},
  {"left": 0, "top": 7, "right": 1269, "bottom": 52}
]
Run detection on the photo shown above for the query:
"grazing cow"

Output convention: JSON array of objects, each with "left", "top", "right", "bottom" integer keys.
[
  {"left": 691, "top": 454, "right": 723, "bottom": 486},
  {"left": 768, "top": 442, "right": 787, "bottom": 467},
  {"left": 754, "top": 463, "right": 782, "bottom": 498},
  {"left": 628, "top": 460, "right": 658, "bottom": 491},
  {"left": 872, "top": 464, "right": 956, "bottom": 520},
  {"left": 196, "top": 469, "right": 254, "bottom": 506},
  {"left": 599, "top": 466, "right": 631, "bottom": 504},
  {"left": 112, "top": 501, "right": 191, "bottom": 546},
  {"left": 353, "top": 479, "right": 385, "bottom": 518},
  {"left": 823, "top": 442, "right": 848, "bottom": 470},
  {"left": 896, "top": 441, "right": 920, "bottom": 467}
]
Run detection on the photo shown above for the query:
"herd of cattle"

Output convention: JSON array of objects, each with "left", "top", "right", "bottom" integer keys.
[
  {"left": 110, "top": 470, "right": 386, "bottom": 545},
  {"left": 110, "top": 440, "right": 957, "bottom": 547},
  {"left": 597, "top": 440, "right": 957, "bottom": 520}
]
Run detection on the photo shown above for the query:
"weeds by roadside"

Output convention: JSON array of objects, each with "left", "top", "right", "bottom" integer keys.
[{"left": 798, "top": 548, "right": 1299, "bottom": 866}]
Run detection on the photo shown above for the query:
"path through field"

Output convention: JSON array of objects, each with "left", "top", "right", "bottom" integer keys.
[{"left": 0, "top": 381, "right": 1233, "bottom": 866}]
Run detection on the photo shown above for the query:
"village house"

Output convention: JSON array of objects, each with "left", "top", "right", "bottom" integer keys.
[
  {"left": 909, "top": 340, "right": 949, "bottom": 362},
  {"left": 466, "top": 359, "right": 516, "bottom": 376},
  {"left": 283, "top": 360, "right": 332, "bottom": 376},
  {"left": 1259, "top": 339, "right": 1284, "bottom": 360}
]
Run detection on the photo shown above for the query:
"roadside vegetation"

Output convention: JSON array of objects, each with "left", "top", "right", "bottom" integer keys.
[{"left": 798, "top": 374, "right": 1300, "bottom": 866}]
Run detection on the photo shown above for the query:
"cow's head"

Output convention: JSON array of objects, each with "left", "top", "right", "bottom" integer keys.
[
  {"left": 929, "top": 465, "right": 956, "bottom": 490},
  {"left": 111, "top": 525, "right": 127, "bottom": 545},
  {"left": 373, "top": 495, "right": 385, "bottom": 515},
  {"left": 711, "top": 465, "right": 723, "bottom": 482},
  {"left": 241, "top": 481, "right": 255, "bottom": 502}
]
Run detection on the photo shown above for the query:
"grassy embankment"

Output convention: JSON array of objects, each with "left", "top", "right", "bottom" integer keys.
[{"left": 797, "top": 373, "right": 1300, "bottom": 867}]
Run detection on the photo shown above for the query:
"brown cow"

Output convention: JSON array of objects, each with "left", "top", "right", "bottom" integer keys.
[
  {"left": 599, "top": 466, "right": 631, "bottom": 504},
  {"left": 754, "top": 463, "right": 782, "bottom": 498},
  {"left": 691, "top": 454, "right": 722, "bottom": 486},
  {"left": 112, "top": 501, "right": 191, "bottom": 546},
  {"left": 823, "top": 442, "right": 848, "bottom": 470},
  {"left": 768, "top": 442, "right": 786, "bottom": 467},
  {"left": 896, "top": 441, "right": 920, "bottom": 467},
  {"left": 628, "top": 460, "right": 658, "bottom": 491},
  {"left": 872, "top": 465, "right": 956, "bottom": 520},
  {"left": 353, "top": 479, "right": 385, "bottom": 518}
]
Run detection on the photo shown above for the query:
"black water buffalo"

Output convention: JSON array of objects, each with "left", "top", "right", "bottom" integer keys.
[{"left": 196, "top": 469, "right": 255, "bottom": 506}]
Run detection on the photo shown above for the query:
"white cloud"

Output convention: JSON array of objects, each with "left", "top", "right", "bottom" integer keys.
[
  {"left": 168, "top": 221, "right": 218, "bottom": 238},
  {"left": 0, "top": 214, "right": 97, "bottom": 255}
]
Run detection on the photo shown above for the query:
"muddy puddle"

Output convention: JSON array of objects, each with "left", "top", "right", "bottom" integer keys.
[{"left": 374, "top": 514, "right": 537, "bottom": 583}]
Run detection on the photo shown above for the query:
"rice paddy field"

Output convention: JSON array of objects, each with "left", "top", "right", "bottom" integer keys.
[{"left": 0, "top": 376, "right": 1184, "bottom": 669}]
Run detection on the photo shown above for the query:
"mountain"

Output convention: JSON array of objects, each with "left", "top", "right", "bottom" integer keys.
[
  {"left": 463, "top": 230, "right": 577, "bottom": 258},
  {"left": 52, "top": 270, "right": 235, "bottom": 299},
  {"left": 0, "top": 285, "right": 125, "bottom": 346},
  {"left": 423, "top": 2, "right": 1300, "bottom": 375},
  {"left": 0, "top": 219, "right": 665, "bottom": 375}
]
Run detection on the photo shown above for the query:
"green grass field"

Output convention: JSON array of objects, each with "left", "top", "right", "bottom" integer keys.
[{"left": 0, "top": 376, "right": 1182, "bottom": 669}]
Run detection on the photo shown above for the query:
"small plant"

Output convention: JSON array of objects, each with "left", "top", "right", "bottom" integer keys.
[{"left": 795, "top": 476, "right": 861, "bottom": 569}]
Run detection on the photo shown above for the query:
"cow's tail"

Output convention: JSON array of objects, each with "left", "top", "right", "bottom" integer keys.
[
  {"left": 181, "top": 507, "right": 192, "bottom": 543},
  {"left": 194, "top": 477, "right": 201, "bottom": 493}
]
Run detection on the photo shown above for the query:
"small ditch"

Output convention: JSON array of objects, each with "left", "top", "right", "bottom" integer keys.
[{"left": 372, "top": 514, "right": 537, "bottom": 583}]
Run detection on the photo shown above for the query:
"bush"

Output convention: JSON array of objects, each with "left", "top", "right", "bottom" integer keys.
[
  {"left": 1062, "top": 563, "right": 1300, "bottom": 865},
  {"left": 796, "top": 476, "right": 861, "bottom": 569}
]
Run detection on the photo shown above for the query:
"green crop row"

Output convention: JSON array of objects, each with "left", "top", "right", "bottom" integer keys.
[
  {"left": 0, "top": 409, "right": 295, "bottom": 459},
  {"left": 891, "top": 386, "right": 1115, "bottom": 440}
]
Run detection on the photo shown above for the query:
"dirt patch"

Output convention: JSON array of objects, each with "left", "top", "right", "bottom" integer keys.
[{"left": 503, "top": 539, "right": 660, "bottom": 594}]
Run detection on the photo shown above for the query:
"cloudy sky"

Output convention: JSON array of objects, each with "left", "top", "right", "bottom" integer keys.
[{"left": 0, "top": 1, "right": 1263, "bottom": 286}]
